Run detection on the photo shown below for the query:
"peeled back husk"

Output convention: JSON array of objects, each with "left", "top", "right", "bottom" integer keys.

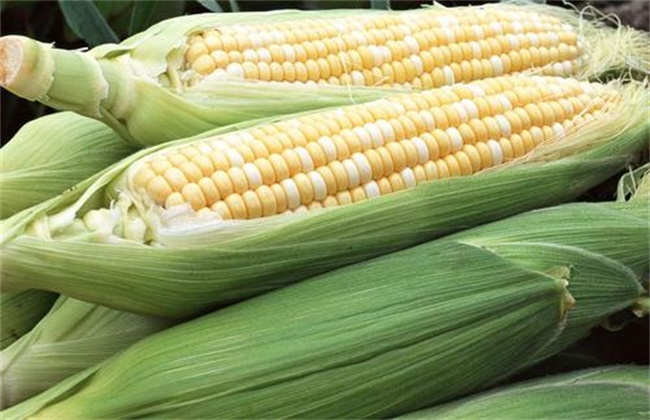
[
  {"left": 0, "top": 78, "right": 648, "bottom": 318},
  {"left": 0, "top": 111, "right": 135, "bottom": 353}
]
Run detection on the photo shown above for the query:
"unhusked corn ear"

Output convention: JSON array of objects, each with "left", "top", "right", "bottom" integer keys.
[
  {"left": 402, "top": 366, "right": 650, "bottom": 419},
  {"left": 1, "top": 4, "right": 646, "bottom": 147},
  {"left": 0, "top": 296, "right": 171, "bottom": 408},
  {"left": 17, "top": 237, "right": 574, "bottom": 419},
  {"left": 184, "top": 6, "right": 580, "bottom": 88},
  {"left": 126, "top": 75, "right": 616, "bottom": 220},
  {"left": 0, "top": 77, "right": 647, "bottom": 318}
]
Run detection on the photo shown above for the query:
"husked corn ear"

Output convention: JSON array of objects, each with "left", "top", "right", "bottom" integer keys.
[
  {"left": 128, "top": 75, "right": 615, "bottom": 220},
  {"left": 184, "top": 7, "right": 580, "bottom": 88},
  {"left": 1, "top": 4, "right": 647, "bottom": 147}
]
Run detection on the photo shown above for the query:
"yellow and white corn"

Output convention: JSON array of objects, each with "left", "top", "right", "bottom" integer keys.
[
  {"left": 0, "top": 76, "right": 647, "bottom": 318},
  {"left": 0, "top": 4, "right": 647, "bottom": 146}
]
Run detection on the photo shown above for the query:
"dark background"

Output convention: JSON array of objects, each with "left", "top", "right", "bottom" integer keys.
[{"left": 1, "top": 0, "right": 648, "bottom": 143}]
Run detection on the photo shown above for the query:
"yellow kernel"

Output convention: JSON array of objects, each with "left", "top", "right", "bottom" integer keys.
[
  {"left": 147, "top": 176, "right": 173, "bottom": 204},
  {"left": 198, "top": 177, "right": 221, "bottom": 205},
  {"left": 224, "top": 193, "right": 248, "bottom": 219},
  {"left": 165, "top": 191, "right": 186, "bottom": 208},
  {"left": 164, "top": 167, "right": 189, "bottom": 191}
]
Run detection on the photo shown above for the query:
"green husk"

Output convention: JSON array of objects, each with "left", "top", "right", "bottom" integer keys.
[
  {"left": 0, "top": 296, "right": 172, "bottom": 408},
  {"left": 0, "top": 111, "right": 135, "bottom": 354},
  {"left": 402, "top": 365, "right": 650, "bottom": 419},
  {"left": 1, "top": 78, "right": 648, "bottom": 318},
  {"left": 1, "top": 111, "right": 134, "bottom": 218},
  {"left": 448, "top": 202, "right": 648, "bottom": 364},
  {"left": 0, "top": 292, "right": 56, "bottom": 350},
  {"left": 1, "top": 3, "right": 647, "bottom": 146},
  {"left": 4, "top": 163, "right": 647, "bottom": 420},
  {"left": 5, "top": 240, "right": 573, "bottom": 419}
]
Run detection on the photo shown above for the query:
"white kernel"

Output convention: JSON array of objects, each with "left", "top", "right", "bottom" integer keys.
[
  {"left": 362, "top": 180, "right": 381, "bottom": 198},
  {"left": 490, "top": 56, "right": 504, "bottom": 76},
  {"left": 495, "top": 94, "right": 513, "bottom": 111},
  {"left": 553, "top": 62, "right": 566, "bottom": 75},
  {"left": 223, "top": 135, "right": 242, "bottom": 146},
  {"left": 419, "top": 110, "right": 435, "bottom": 130},
  {"left": 495, "top": 115, "right": 512, "bottom": 138},
  {"left": 400, "top": 167, "right": 417, "bottom": 188},
  {"left": 364, "top": 123, "right": 384, "bottom": 148},
  {"left": 529, "top": 33, "right": 540, "bottom": 47},
  {"left": 410, "top": 55, "right": 424, "bottom": 75},
  {"left": 490, "top": 22, "right": 504, "bottom": 35},
  {"left": 281, "top": 44, "right": 296, "bottom": 62},
  {"left": 512, "top": 21, "right": 524, "bottom": 33},
  {"left": 452, "top": 102, "right": 469, "bottom": 123},
  {"left": 248, "top": 33, "right": 263, "bottom": 48},
  {"left": 308, "top": 171, "right": 327, "bottom": 200},
  {"left": 446, "top": 127, "right": 464, "bottom": 152},
  {"left": 376, "top": 119, "right": 396, "bottom": 143},
  {"left": 487, "top": 139, "right": 504, "bottom": 165},
  {"left": 351, "top": 71, "right": 365, "bottom": 86},
  {"left": 351, "top": 152, "right": 373, "bottom": 184},
  {"left": 317, "top": 136, "right": 338, "bottom": 161},
  {"left": 378, "top": 45, "right": 392, "bottom": 63},
  {"left": 257, "top": 48, "right": 272, "bottom": 63},
  {"left": 225, "top": 63, "right": 245, "bottom": 79},
  {"left": 466, "top": 84, "right": 486, "bottom": 97},
  {"left": 295, "top": 147, "right": 315, "bottom": 172},
  {"left": 390, "top": 101, "right": 407, "bottom": 115},
  {"left": 280, "top": 178, "right": 301, "bottom": 209},
  {"left": 243, "top": 162, "right": 263, "bottom": 189},
  {"left": 563, "top": 60, "right": 574, "bottom": 74},
  {"left": 460, "top": 99, "right": 479, "bottom": 120},
  {"left": 270, "top": 30, "right": 286, "bottom": 44},
  {"left": 411, "top": 137, "right": 430, "bottom": 164},
  {"left": 506, "top": 34, "right": 520, "bottom": 49},
  {"left": 353, "top": 126, "right": 373, "bottom": 151},
  {"left": 469, "top": 41, "right": 483, "bottom": 58},
  {"left": 352, "top": 31, "right": 367, "bottom": 45},
  {"left": 240, "top": 132, "right": 256, "bottom": 143},
  {"left": 225, "top": 149, "right": 245, "bottom": 167},
  {"left": 342, "top": 159, "right": 361, "bottom": 188},
  {"left": 552, "top": 122, "right": 565, "bottom": 139},
  {"left": 368, "top": 45, "right": 384, "bottom": 66},
  {"left": 442, "top": 66, "right": 455, "bottom": 85},
  {"left": 443, "top": 27, "right": 456, "bottom": 43},
  {"left": 472, "top": 26, "right": 485, "bottom": 39},
  {"left": 242, "top": 49, "right": 258, "bottom": 61},
  {"left": 403, "top": 36, "right": 420, "bottom": 54},
  {"left": 547, "top": 32, "right": 560, "bottom": 44},
  {"left": 397, "top": 24, "right": 412, "bottom": 36}
]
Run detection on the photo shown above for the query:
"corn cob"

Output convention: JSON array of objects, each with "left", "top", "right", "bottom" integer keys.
[
  {"left": 1, "top": 76, "right": 647, "bottom": 318},
  {"left": 5, "top": 237, "right": 575, "bottom": 419},
  {"left": 0, "top": 296, "right": 171, "bottom": 408},
  {"left": 402, "top": 366, "right": 650, "bottom": 419},
  {"left": 1, "top": 3, "right": 647, "bottom": 146}
]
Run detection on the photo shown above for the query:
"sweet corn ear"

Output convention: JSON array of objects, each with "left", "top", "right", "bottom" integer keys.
[
  {"left": 0, "top": 3, "right": 647, "bottom": 146},
  {"left": 124, "top": 75, "right": 616, "bottom": 221}
]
